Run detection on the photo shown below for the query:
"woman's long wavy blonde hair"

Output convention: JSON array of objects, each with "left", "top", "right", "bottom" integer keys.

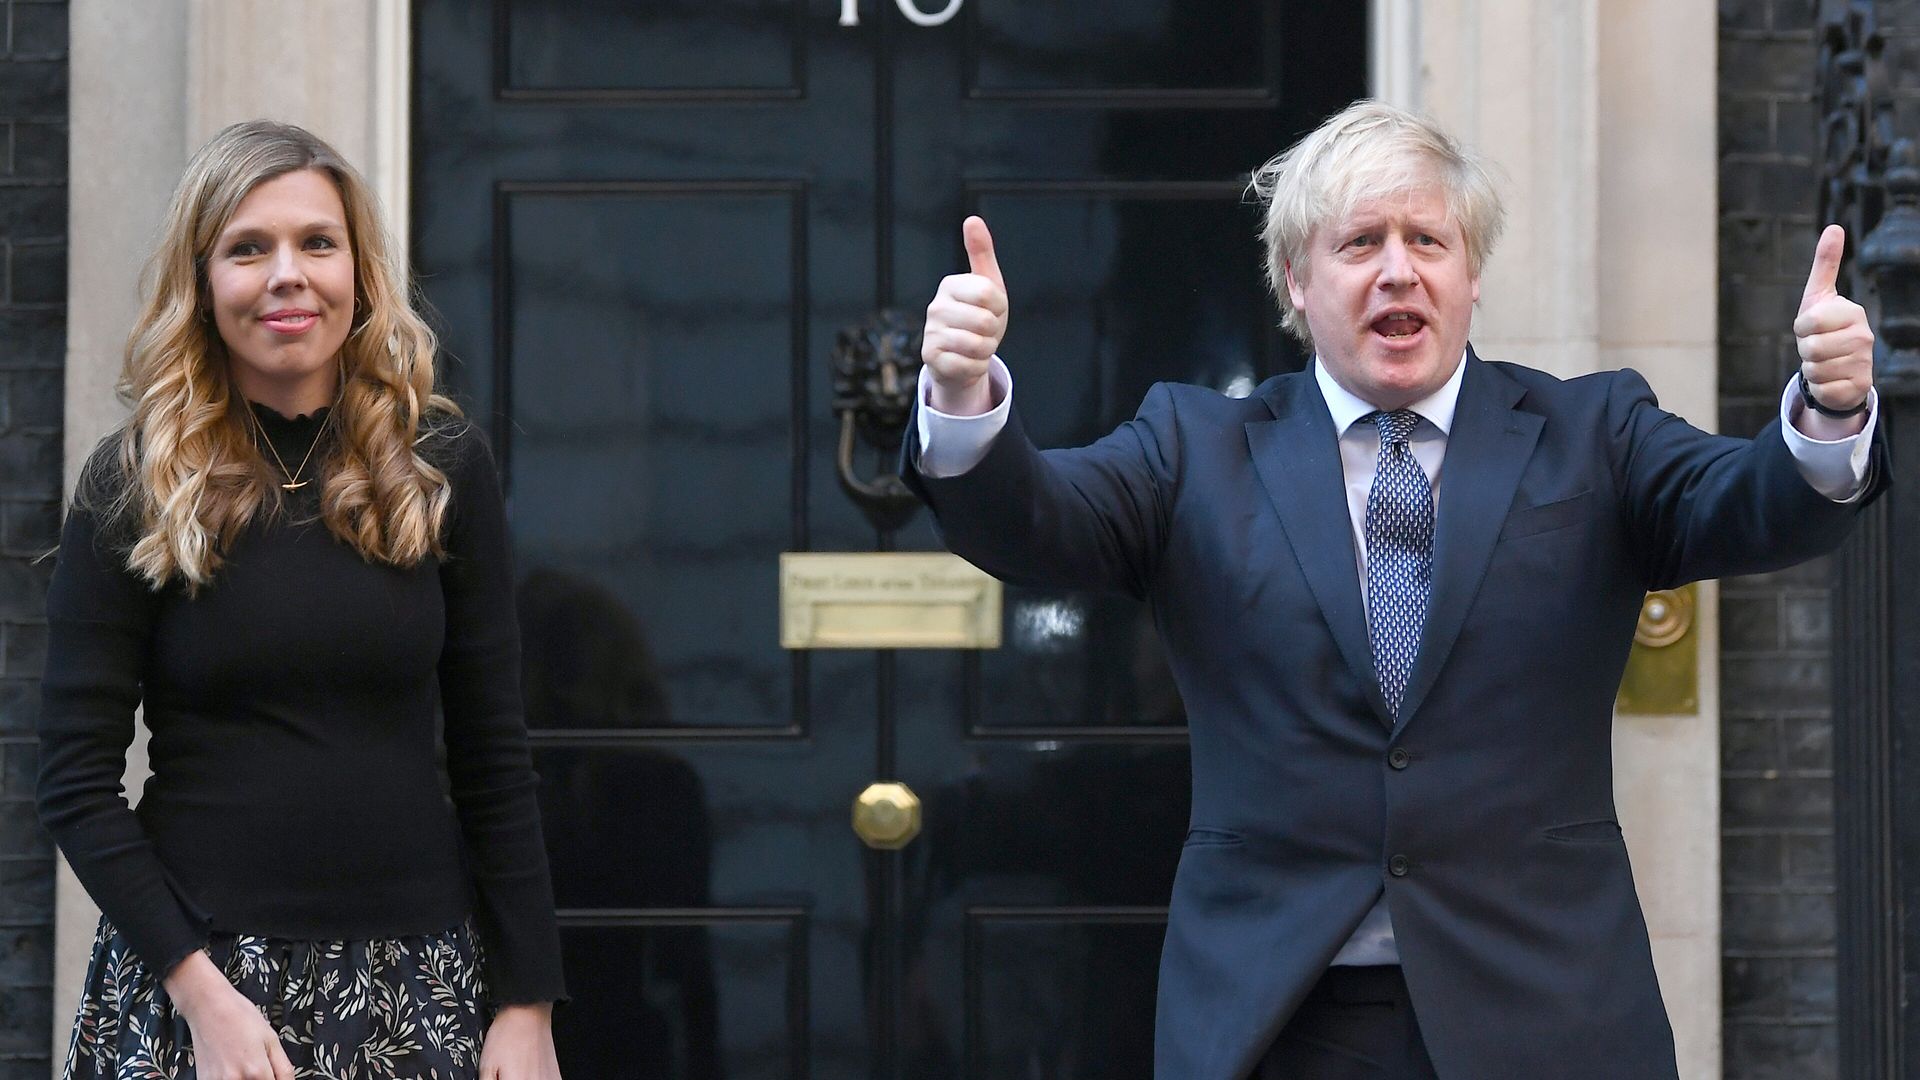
[{"left": 99, "top": 120, "right": 460, "bottom": 591}]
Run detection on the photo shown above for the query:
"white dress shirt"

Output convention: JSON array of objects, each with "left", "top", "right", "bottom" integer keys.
[{"left": 918, "top": 353, "right": 1877, "bottom": 965}]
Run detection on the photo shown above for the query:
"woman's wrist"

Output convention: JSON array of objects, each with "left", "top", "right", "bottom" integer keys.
[{"left": 161, "top": 950, "right": 231, "bottom": 1019}]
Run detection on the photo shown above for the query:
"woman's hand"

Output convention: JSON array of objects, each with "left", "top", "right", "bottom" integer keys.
[
  {"left": 163, "top": 951, "right": 294, "bottom": 1080},
  {"left": 479, "top": 1002, "right": 562, "bottom": 1080}
]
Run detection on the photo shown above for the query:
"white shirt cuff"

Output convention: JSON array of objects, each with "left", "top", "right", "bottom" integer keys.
[
  {"left": 1779, "top": 378, "right": 1877, "bottom": 503},
  {"left": 915, "top": 358, "right": 1013, "bottom": 479}
]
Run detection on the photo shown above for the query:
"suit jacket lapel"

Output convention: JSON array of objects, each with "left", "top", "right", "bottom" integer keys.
[
  {"left": 1394, "top": 353, "right": 1543, "bottom": 730},
  {"left": 1247, "top": 373, "right": 1392, "bottom": 727}
]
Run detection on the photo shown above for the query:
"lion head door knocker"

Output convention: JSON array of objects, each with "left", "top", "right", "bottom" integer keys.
[
  {"left": 779, "top": 311, "right": 1002, "bottom": 652},
  {"left": 831, "top": 310, "right": 925, "bottom": 534}
]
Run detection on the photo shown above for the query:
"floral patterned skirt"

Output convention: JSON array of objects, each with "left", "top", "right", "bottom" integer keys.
[{"left": 63, "top": 917, "right": 491, "bottom": 1080}]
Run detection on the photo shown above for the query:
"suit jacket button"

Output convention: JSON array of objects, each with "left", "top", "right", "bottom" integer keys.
[
  {"left": 1389, "top": 854, "right": 1411, "bottom": 877},
  {"left": 1389, "top": 748, "right": 1411, "bottom": 770}
]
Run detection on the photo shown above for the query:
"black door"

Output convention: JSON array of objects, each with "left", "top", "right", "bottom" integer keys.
[{"left": 412, "top": 4, "right": 1364, "bottom": 1077}]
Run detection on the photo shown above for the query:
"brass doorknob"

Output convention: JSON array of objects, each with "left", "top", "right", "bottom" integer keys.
[{"left": 852, "top": 782, "right": 922, "bottom": 849}]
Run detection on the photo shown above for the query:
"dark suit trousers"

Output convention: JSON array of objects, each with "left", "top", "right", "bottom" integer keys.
[{"left": 1257, "top": 966, "right": 1438, "bottom": 1080}]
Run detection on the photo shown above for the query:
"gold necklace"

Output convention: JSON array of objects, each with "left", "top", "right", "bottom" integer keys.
[{"left": 248, "top": 406, "right": 329, "bottom": 491}]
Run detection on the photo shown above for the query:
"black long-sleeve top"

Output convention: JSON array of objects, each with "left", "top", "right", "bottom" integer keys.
[{"left": 37, "top": 403, "right": 566, "bottom": 1003}]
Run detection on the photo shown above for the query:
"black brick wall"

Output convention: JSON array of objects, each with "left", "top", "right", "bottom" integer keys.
[
  {"left": 1718, "top": 0, "right": 1839, "bottom": 1076},
  {"left": 0, "top": 0, "right": 62, "bottom": 1076}
]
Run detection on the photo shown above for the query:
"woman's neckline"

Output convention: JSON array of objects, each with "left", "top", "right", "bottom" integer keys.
[{"left": 245, "top": 397, "right": 333, "bottom": 430}]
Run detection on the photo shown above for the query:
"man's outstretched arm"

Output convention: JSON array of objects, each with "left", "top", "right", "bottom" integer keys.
[
  {"left": 1617, "top": 224, "right": 1884, "bottom": 587},
  {"left": 904, "top": 217, "right": 1180, "bottom": 599}
]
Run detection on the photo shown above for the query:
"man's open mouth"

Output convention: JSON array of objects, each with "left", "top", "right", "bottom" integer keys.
[{"left": 1371, "top": 312, "right": 1426, "bottom": 339}]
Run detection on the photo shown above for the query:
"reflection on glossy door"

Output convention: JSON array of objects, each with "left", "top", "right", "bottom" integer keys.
[{"left": 414, "top": 1, "right": 1365, "bottom": 1075}]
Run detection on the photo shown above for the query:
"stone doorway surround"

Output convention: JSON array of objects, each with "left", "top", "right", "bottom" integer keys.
[
  {"left": 60, "top": 1, "right": 1719, "bottom": 1075},
  {"left": 59, "top": 0, "right": 409, "bottom": 1065},
  {"left": 1372, "top": 2, "right": 1720, "bottom": 1076}
]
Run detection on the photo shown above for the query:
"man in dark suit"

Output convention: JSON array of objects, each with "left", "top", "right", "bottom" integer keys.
[{"left": 902, "top": 101, "right": 1882, "bottom": 1080}]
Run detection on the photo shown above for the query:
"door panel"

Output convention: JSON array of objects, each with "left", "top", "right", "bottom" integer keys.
[
  {"left": 504, "top": 185, "right": 805, "bottom": 733},
  {"left": 414, "top": 3, "right": 1365, "bottom": 1076},
  {"left": 965, "top": 913, "right": 1163, "bottom": 1074},
  {"left": 557, "top": 917, "right": 800, "bottom": 1080},
  {"left": 500, "top": 0, "right": 807, "bottom": 97},
  {"left": 967, "top": 0, "right": 1273, "bottom": 98}
]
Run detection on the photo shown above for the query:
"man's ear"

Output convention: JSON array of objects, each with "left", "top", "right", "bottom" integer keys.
[{"left": 1284, "top": 261, "right": 1306, "bottom": 310}]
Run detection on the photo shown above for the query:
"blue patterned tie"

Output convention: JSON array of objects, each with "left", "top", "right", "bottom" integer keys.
[{"left": 1365, "top": 409, "right": 1434, "bottom": 719}]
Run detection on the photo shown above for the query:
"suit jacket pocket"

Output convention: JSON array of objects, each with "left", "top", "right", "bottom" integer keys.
[
  {"left": 1543, "top": 818, "right": 1624, "bottom": 844},
  {"left": 1183, "top": 827, "right": 1245, "bottom": 848},
  {"left": 1499, "top": 488, "right": 1594, "bottom": 542}
]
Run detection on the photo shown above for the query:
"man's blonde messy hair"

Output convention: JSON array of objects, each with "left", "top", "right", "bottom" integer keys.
[{"left": 1248, "top": 100, "right": 1505, "bottom": 348}]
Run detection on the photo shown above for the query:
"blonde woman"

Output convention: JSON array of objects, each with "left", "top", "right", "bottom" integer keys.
[{"left": 38, "top": 120, "right": 565, "bottom": 1080}]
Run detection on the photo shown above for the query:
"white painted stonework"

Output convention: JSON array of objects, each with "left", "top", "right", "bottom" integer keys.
[
  {"left": 1374, "top": 1, "right": 1722, "bottom": 1076},
  {"left": 59, "top": 1, "right": 410, "bottom": 1067}
]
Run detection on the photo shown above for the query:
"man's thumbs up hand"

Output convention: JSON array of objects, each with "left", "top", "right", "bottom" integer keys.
[
  {"left": 965, "top": 215, "right": 1004, "bottom": 291},
  {"left": 1794, "top": 224, "right": 1874, "bottom": 417},
  {"left": 923, "top": 216, "right": 1009, "bottom": 416}
]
